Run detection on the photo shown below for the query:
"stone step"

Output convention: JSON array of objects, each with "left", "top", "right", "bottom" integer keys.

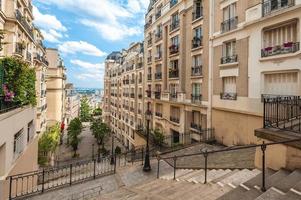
[
  {"left": 277, "top": 190, "right": 301, "bottom": 200},
  {"left": 241, "top": 188, "right": 263, "bottom": 200},
  {"left": 219, "top": 169, "right": 260, "bottom": 187},
  {"left": 162, "top": 181, "right": 197, "bottom": 199},
  {"left": 243, "top": 168, "right": 276, "bottom": 189},
  {"left": 291, "top": 176, "right": 301, "bottom": 192},
  {"left": 264, "top": 169, "right": 291, "bottom": 189},
  {"left": 175, "top": 169, "right": 204, "bottom": 181},
  {"left": 160, "top": 169, "right": 192, "bottom": 180},
  {"left": 216, "top": 185, "right": 247, "bottom": 200},
  {"left": 254, "top": 187, "right": 284, "bottom": 200},
  {"left": 274, "top": 169, "right": 301, "bottom": 193},
  {"left": 211, "top": 169, "right": 240, "bottom": 183}
]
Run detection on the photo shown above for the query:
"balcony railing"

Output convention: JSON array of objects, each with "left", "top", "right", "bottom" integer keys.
[
  {"left": 144, "top": 22, "right": 151, "bottom": 30},
  {"left": 0, "top": 96, "right": 21, "bottom": 114},
  {"left": 15, "top": 9, "right": 34, "bottom": 38},
  {"left": 169, "top": 69, "right": 179, "bottom": 78},
  {"left": 221, "top": 16, "right": 238, "bottom": 33},
  {"left": 192, "top": 7, "right": 203, "bottom": 21},
  {"left": 221, "top": 55, "right": 238, "bottom": 64},
  {"left": 147, "top": 38, "right": 152, "bottom": 46},
  {"left": 155, "top": 112, "right": 162, "bottom": 118},
  {"left": 15, "top": 43, "right": 23, "bottom": 55},
  {"left": 26, "top": 52, "right": 32, "bottom": 61},
  {"left": 156, "top": 11, "right": 162, "bottom": 19},
  {"left": 191, "top": 123, "right": 202, "bottom": 131},
  {"left": 155, "top": 52, "right": 162, "bottom": 60},
  {"left": 147, "top": 56, "right": 152, "bottom": 63},
  {"left": 263, "top": 95, "right": 301, "bottom": 134},
  {"left": 146, "top": 90, "right": 152, "bottom": 98},
  {"left": 220, "top": 92, "right": 237, "bottom": 100},
  {"left": 147, "top": 74, "right": 152, "bottom": 81},
  {"left": 154, "top": 91, "right": 161, "bottom": 99},
  {"left": 138, "top": 94, "right": 143, "bottom": 99},
  {"left": 170, "top": 0, "right": 178, "bottom": 8},
  {"left": 192, "top": 37, "right": 203, "bottom": 49},
  {"left": 155, "top": 72, "right": 162, "bottom": 80},
  {"left": 130, "top": 93, "right": 135, "bottom": 98},
  {"left": 170, "top": 116, "right": 180, "bottom": 124},
  {"left": 261, "top": 42, "right": 300, "bottom": 57},
  {"left": 170, "top": 20, "right": 180, "bottom": 31},
  {"left": 155, "top": 31, "right": 162, "bottom": 41},
  {"left": 170, "top": 93, "right": 177, "bottom": 101},
  {"left": 137, "top": 63, "right": 143, "bottom": 69},
  {"left": 191, "top": 66, "right": 202, "bottom": 76},
  {"left": 191, "top": 94, "right": 202, "bottom": 103},
  {"left": 169, "top": 45, "right": 179, "bottom": 55},
  {"left": 262, "top": 0, "right": 295, "bottom": 16}
]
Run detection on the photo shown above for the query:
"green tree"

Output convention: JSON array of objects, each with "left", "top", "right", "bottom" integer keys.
[
  {"left": 38, "top": 124, "right": 60, "bottom": 166},
  {"left": 153, "top": 129, "right": 165, "bottom": 147},
  {"left": 67, "top": 118, "right": 83, "bottom": 157},
  {"left": 90, "top": 119, "right": 110, "bottom": 161},
  {"left": 80, "top": 97, "right": 91, "bottom": 122},
  {"left": 93, "top": 108, "right": 102, "bottom": 116}
]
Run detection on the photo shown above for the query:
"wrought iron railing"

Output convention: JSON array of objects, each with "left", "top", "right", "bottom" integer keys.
[
  {"left": 191, "top": 66, "right": 202, "bottom": 76},
  {"left": 261, "top": 42, "right": 299, "bottom": 57},
  {"left": 0, "top": 96, "right": 21, "bottom": 114},
  {"left": 220, "top": 92, "right": 237, "bottom": 100},
  {"left": 154, "top": 91, "right": 161, "bottom": 99},
  {"left": 221, "top": 16, "right": 238, "bottom": 33},
  {"left": 262, "top": 0, "right": 295, "bottom": 16},
  {"left": 169, "top": 69, "right": 179, "bottom": 78},
  {"left": 170, "top": 116, "right": 180, "bottom": 124},
  {"left": 15, "top": 9, "right": 34, "bottom": 38},
  {"left": 191, "top": 94, "right": 202, "bottom": 103},
  {"left": 192, "top": 7, "right": 203, "bottom": 21},
  {"left": 263, "top": 95, "right": 301, "bottom": 133},
  {"left": 155, "top": 72, "right": 162, "bottom": 80},
  {"left": 169, "top": 44, "right": 179, "bottom": 54},
  {"left": 170, "top": 20, "right": 180, "bottom": 31},
  {"left": 192, "top": 36, "right": 202, "bottom": 49},
  {"left": 221, "top": 55, "right": 238, "bottom": 64}
]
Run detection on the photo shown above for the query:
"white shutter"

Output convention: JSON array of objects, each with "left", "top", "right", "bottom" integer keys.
[
  {"left": 264, "top": 72, "right": 298, "bottom": 95},
  {"left": 223, "top": 77, "right": 236, "bottom": 93}
]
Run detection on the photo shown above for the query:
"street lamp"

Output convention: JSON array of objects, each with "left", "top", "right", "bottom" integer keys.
[
  {"left": 143, "top": 102, "right": 152, "bottom": 172},
  {"left": 110, "top": 132, "right": 115, "bottom": 165}
]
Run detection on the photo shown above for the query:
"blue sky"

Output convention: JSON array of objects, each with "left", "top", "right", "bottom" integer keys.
[{"left": 33, "top": 0, "right": 149, "bottom": 89}]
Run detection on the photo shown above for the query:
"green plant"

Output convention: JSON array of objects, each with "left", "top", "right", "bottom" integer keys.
[
  {"left": 0, "top": 57, "right": 36, "bottom": 106},
  {"left": 153, "top": 129, "right": 165, "bottom": 147},
  {"left": 93, "top": 108, "right": 102, "bottom": 116},
  {"left": 80, "top": 97, "right": 92, "bottom": 122},
  {"left": 67, "top": 118, "right": 83, "bottom": 157},
  {"left": 38, "top": 124, "right": 60, "bottom": 166}
]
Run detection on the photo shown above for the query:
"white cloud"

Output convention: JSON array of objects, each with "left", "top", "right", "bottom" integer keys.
[
  {"left": 76, "top": 73, "right": 104, "bottom": 80},
  {"left": 80, "top": 19, "right": 141, "bottom": 41},
  {"left": 71, "top": 60, "right": 104, "bottom": 71},
  {"left": 58, "top": 41, "right": 107, "bottom": 57},
  {"left": 33, "top": 6, "right": 67, "bottom": 43}
]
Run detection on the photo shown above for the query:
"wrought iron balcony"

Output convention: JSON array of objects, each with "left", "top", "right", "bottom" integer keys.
[
  {"left": 155, "top": 52, "right": 162, "bottom": 60},
  {"left": 138, "top": 94, "right": 143, "bottom": 99},
  {"left": 155, "top": 72, "right": 162, "bottom": 80},
  {"left": 155, "top": 31, "right": 162, "bottom": 41},
  {"left": 147, "top": 74, "right": 152, "bottom": 81},
  {"left": 137, "top": 63, "right": 143, "bottom": 69},
  {"left": 261, "top": 42, "right": 300, "bottom": 57},
  {"left": 170, "top": 116, "right": 180, "bottom": 124},
  {"left": 15, "top": 9, "right": 34, "bottom": 38},
  {"left": 147, "top": 38, "right": 152, "bottom": 46},
  {"left": 154, "top": 91, "right": 161, "bottom": 99},
  {"left": 147, "top": 56, "right": 152, "bottom": 63},
  {"left": 155, "top": 112, "right": 162, "bottom": 118},
  {"left": 191, "top": 66, "right": 202, "bottom": 76},
  {"left": 221, "top": 16, "right": 238, "bottom": 33},
  {"left": 15, "top": 43, "right": 23, "bottom": 56},
  {"left": 191, "top": 94, "right": 202, "bottom": 103},
  {"left": 192, "top": 7, "right": 203, "bottom": 21},
  {"left": 191, "top": 123, "right": 202, "bottom": 131},
  {"left": 130, "top": 93, "right": 135, "bottom": 98},
  {"left": 221, "top": 55, "right": 238, "bottom": 64},
  {"left": 169, "top": 45, "right": 179, "bottom": 55},
  {"left": 262, "top": 0, "right": 295, "bottom": 16},
  {"left": 220, "top": 92, "right": 237, "bottom": 100},
  {"left": 169, "top": 69, "right": 179, "bottom": 78},
  {"left": 156, "top": 10, "right": 162, "bottom": 19},
  {"left": 192, "top": 37, "right": 203, "bottom": 49},
  {"left": 170, "top": 20, "right": 180, "bottom": 31},
  {"left": 170, "top": 93, "right": 178, "bottom": 101},
  {"left": 146, "top": 90, "right": 152, "bottom": 98}
]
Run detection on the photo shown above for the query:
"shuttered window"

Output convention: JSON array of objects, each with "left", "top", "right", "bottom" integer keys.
[
  {"left": 223, "top": 76, "right": 237, "bottom": 93},
  {"left": 264, "top": 72, "right": 298, "bottom": 95}
]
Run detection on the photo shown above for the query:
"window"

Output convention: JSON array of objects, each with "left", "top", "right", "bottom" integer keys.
[
  {"left": 264, "top": 72, "right": 298, "bottom": 96},
  {"left": 262, "top": 21, "right": 299, "bottom": 57},
  {"left": 221, "top": 76, "right": 237, "bottom": 100},
  {"left": 155, "top": 24, "right": 163, "bottom": 40},
  {"left": 169, "top": 84, "right": 178, "bottom": 95},
  {"left": 221, "top": 41, "right": 237, "bottom": 64},
  {"left": 170, "top": 106, "right": 180, "bottom": 123},
  {"left": 14, "top": 129, "right": 24, "bottom": 156},
  {"left": 192, "top": 83, "right": 201, "bottom": 102},
  {"left": 263, "top": 0, "right": 294, "bottom": 16},
  {"left": 193, "top": 0, "right": 203, "bottom": 20},
  {"left": 170, "top": 13, "right": 179, "bottom": 31},
  {"left": 169, "top": 60, "right": 179, "bottom": 78},
  {"left": 170, "top": 0, "right": 178, "bottom": 8},
  {"left": 223, "top": 3, "right": 236, "bottom": 21},
  {"left": 192, "top": 55, "right": 202, "bottom": 67},
  {"left": 155, "top": 44, "right": 162, "bottom": 59},
  {"left": 27, "top": 121, "right": 34, "bottom": 142},
  {"left": 170, "top": 36, "right": 179, "bottom": 54},
  {"left": 221, "top": 3, "right": 237, "bottom": 32},
  {"left": 192, "top": 27, "right": 202, "bottom": 48}
]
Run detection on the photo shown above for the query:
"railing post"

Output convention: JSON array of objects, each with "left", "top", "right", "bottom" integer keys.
[
  {"left": 41, "top": 168, "right": 45, "bottom": 193},
  {"left": 114, "top": 154, "right": 117, "bottom": 173},
  {"left": 204, "top": 150, "right": 208, "bottom": 184},
  {"left": 157, "top": 156, "right": 160, "bottom": 179},
  {"left": 173, "top": 156, "right": 177, "bottom": 180},
  {"left": 8, "top": 176, "right": 12, "bottom": 200},
  {"left": 263, "top": 97, "right": 266, "bottom": 128},
  {"left": 93, "top": 159, "right": 96, "bottom": 179},
  {"left": 261, "top": 141, "right": 267, "bottom": 192},
  {"left": 69, "top": 164, "right": 73, "bottom": 186},
  {"left": 141, "top": 148, "right": 144, "bottom": 166}
]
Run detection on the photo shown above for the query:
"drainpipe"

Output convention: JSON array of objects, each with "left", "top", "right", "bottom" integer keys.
[{"left": 208, "top": 0, "right": 214, "bottom": 129}]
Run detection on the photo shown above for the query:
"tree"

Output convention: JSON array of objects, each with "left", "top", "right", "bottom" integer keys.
[
  {"left": 38, "top": 124, "right": 60, "bottom": 166},
  {"left": 90, "top": 119, "right": 110, "bottom": 161},
  {"left": 153, "top": 129, "right": 165, "bottom": 147},
  {"left": 93, "top": 108, "right": 102, "bottom": 116},
  {"left": 67, "top": 118, "right": 83, "bottom": 157},
  {"left": 80, "top": 97, "right": 91, "bottom": 122}
]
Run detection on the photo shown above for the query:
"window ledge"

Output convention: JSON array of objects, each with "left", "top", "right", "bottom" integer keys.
[
  {"left": 192, "top": 16, "right": 203, "bottom": 24},
  {"left": 191, "top": 46, "right": 203, "bottom": 52},
  {"left": 169, "top": 27, "right": 180, "bottom": 35},
  {"left": 219, "top": 62, "right": 239, "bottom": 68},
  {"left": 259, "top": 51, "right": 301, "bottom": 62}
]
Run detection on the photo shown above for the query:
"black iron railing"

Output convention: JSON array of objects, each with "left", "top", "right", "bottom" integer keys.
[
  {"left": 169, "top": 44, "right": 179, "bottom": 54},
  {"left": 146, "top": 90, "right": 152, "bottom": 98},
  {"left": 170, "top": 93, "right": 177, "bottom": 101},
  {"left": 155, "top": 112, "right": 163, "bottom": 118},
  {"left": 147, "top": 74, "right": 152, "bottom": 81},
  {"left": 147, "top": 56, "right": 152, "bottom": 63},
  {"left": 0, "top": 96, "right": 22, "bottom": 114},
  {"left": 157, "top": 138, "right": 301, "bottom": 192},
  {"left": 221, "top": 55, "right": 238, "bottom": 64},
  {"left": 15, "top": 9, "right": 34, "bottom": 39},
  {"left": 221, "top": 16, "right": 238, "bottom": 33},
  {"left": 170, "top": 20, "right": 180, "bottom": 31},
  {"left": 262, "top": 0, "right": 295, "bottom": 16},
  {"left": 220, "top": 92, "right": 237, "bottom": 100},
  {"left": 170, "top": 116, "right": 180, "bottom": 124},
  {"left": 191, "top": 66, "right": 202, "bottom": 76},
  {"left": 263, "top": 95, "right": 301, "bottom": 133},
  {"left": 169, "top": 69, "right": 179, "bottom": 78},
  {"left": 261, "top": 42, "right": 300, "bottom": 57},
  {"left": 156, "top": 10, "right": 162, "bottom": 19},
  {"left": 191, "top": 94, "right": 202, "bottom": 103},
  {"left": 192, "top": 7, "right": 203, "bottom": 21},
  {"left": 155, "top": 31, "right": 162, "bottom": 41},
  {"left": 192, "top": 36, "right": 202, "bottom": 49},
  {"left": 154, "top": 91, "right": 161, "bottom": 99},
  {"left": 155, "top": 72, "right": 162, "bottom": 80}
]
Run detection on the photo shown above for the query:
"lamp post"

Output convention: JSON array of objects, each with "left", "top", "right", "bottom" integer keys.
[
  {"left": 110, "top": 133, "right": 115, "bottom": 165},
  {"left": 143, "top": 102, "right": 152, "bottom": 172}
]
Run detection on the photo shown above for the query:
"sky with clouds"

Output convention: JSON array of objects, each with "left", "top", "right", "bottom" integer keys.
[{"left": 33, "top": 0, "right": 150, "bottom": 89}]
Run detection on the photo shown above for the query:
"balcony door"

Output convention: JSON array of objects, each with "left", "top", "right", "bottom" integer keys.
[{"left": 223, "top": 3, "right": 236, "bottom": 21}]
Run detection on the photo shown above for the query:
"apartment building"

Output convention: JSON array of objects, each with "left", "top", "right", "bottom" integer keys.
[
  {"left": 210, "top": 0, "right": 301, "bottom": 147},
  {"left": 0, "top": 0, "right": 46, "bottom": 198},
  {"left": 46, "top": 48, "right": 67, "bottom": 126},
  {"left": 104, "top": 43, "right": 146, "bottom": 150},
  {"left": 65, "top": 83, "right": 80, "bottom": 125},
  {"left": 144, "top": 0, "right": 213, "bottom": 146}
]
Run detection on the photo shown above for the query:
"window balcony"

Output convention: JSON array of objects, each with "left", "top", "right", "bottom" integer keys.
[
  {"left": 170, "top": 93, "right": 178, "bottom": 101},
  {"left": 26, "top": 52, "right": 32, "bottom": 62},
  {"left": 15, "top": 9, "right": 34, "bottom": 39},
  {"left": 221, "top": 55, "right": 238, "bottom": 64},
  {"left": 192, "top": 36, "right": 203, "bottom": 49},
  {"left": 155, "top": 52, "right": 162, "bottom": 60},
  {"left": 155, "top": 72, "right": 162, "bottom": 80},
  {"left": 220, "top": 92, "right": 237, "bottom": 100},
  {"left": 130, "top": 93, "right": 135, "bottom": 98},
  {"left": 155, "top": 31, "right": 162, "bottom": 41},
  {"left": 154, "top": 91, "right": 161, "bottom": 99},
  {"left": 170, "top": 116, "right": 180, "bottom": 124},
  {"left": 170, "top": 20, "right": 180, "bottom": 31},
  {"left": 147, "top": 38, "right": 152, "bottom": 46},
  {"left": 130, "top": 107, "right": 135, "bottom": 112},
  {"left": 191, "top": 66, "right": 202, "bottom": 76},
  {"left": 147, "top": 56, "right": 152, "bottom": 63},
  {"left": 169, "top": 69, "right": 179, "bottom": 78},
  {"left": 144, "top": 21, "right": 151, "bottom": 30},
  {"left": 191, "top": 94, "right": 202, "bottom": 103},
  {"left": 146, "top": 90, "right": 152, "bottom": 98},
  {"left": 170, "top": 0, "right": 178, "bottom": 8},
  {"left": 156, "top": 10, "right": 162, "bottom": 19},
  {"left": 15, "top": 43, "right": 23, "bottom": 56},
  {"left": 138, "top": 94, "right": 143, "bottom": 99},
  {"left": 221, "top": 16, "right": 238, "bottom": 33},
  {"left": 192, "top": 7, "right": 203, "bottom": 21},
  {"left": 147, "top": 74, "right": 152, "bottom": 81},
  {"left": 191, "top": 123, "right": 202, "bottom": 131},
  {"left": 169, "top": 45, "right": 179, "bottom": 55},
  {"left": 262, "top": 0, "right": 295, "bottom": 17},
  {"left": 155, "top": 112, "right": 162, "bottom": 118},
  {"left": 137, "top": 63, "right": 143, "bottom": 69},
  {"left": 261, "top": 42, "right": 300, "bottom": 57},
  {"left": 130, "top": 79, "right": 135, "bottom": 84}
]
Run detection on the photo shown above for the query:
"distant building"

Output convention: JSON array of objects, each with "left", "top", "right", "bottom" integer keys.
[{"left": 65, "top": 83, "right": 80, "bottom": 125}]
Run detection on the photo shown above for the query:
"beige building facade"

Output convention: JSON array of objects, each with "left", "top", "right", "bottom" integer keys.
[
  {"left": 65, "top": 83, "right": 80, "bottom": 125},
  {"left": 46, "top": 48, "right": 67, "bottom": 126}
]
